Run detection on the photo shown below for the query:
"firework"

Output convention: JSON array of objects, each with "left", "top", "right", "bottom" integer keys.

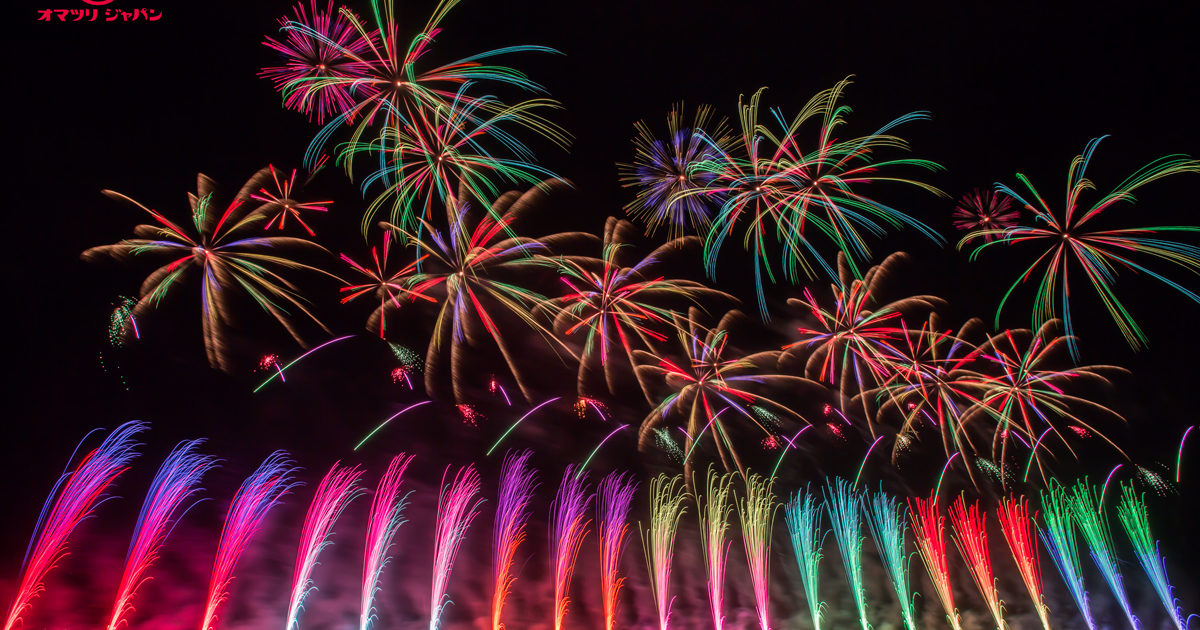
[
  {"left": 82, "top": 170, "right": 332, "bottom": 372},
  {"left": 286, "top": 464, "right": 365, "bottom": 630},
  {"left": 249, "top": 165, "right": 332, "bottom": 234},
  {"left": 340, "top": 228, "right": 436, "bottom": 338},
  {"left": 952, "top": 188, "right": 1018, "bottom": 240},
  {"left": 948, "top": 496, "right": 1006, "bottom": 630},
  {"left": 201, "top": 451, "right": 299, "bottom": 630},
  {"left": 641, "top": 474, "right": 688, "bottom": 630},
  {"left": 865, "top": 489, "right": 917, "bottom": 630},
  {"left": 784, "top": 489, "right": 826, "bottom": 630},
  {"left": 1069, "top": 482, "right": 1137, "bottom": 629},
  {"left": 549, "top": 466, "right": 592, "bottom": 630},
  {"left": 695, "top": 467, "right": 736, "bottom": 630},
  {"left": 961, "top": 137, "right": 1200, "bottom": 357},
  {"left": 355, "top": 401, "right": 433, "bottom": 451},
  {"left": 106, "top": 439, "right": 216, "bottom": 630},
  {"left": 1117, "top": 485, "right": 1189, "bottom": 630},
  {"left": 578, "top": 424, "right": 630, "bottom": 476},
  {"left": 636, "top": 307, "right": 824, "bottom": 479},
  {"left": 909, "top": 494, "right": 964, "bottom": 630},
  {"left": 382, "top": 181, "right": 592, "bottom": 402},
  {"left": 825, "top": 478, "right": 869, "bottom": 630},
  {"left": 4, "top": 421, "right": 145, "bottom": 630},
  {"left": 1039, "top": 482, "right": 1094, "bottom": 630},
  {"left": 618, "top": 103, "right": 732, "bottom": 240},
  {"left": 1179, "top": 425, "right": 1194, "bottom": 483},
  {"left": 260, "top": 0, "right": 372, "bottom": 123},
  {"left": 360, "top": 453, "right": 414, "bottom": 630},
  {"left": 733, "top": 473, "right": 774, "bottom": 630},
  {"left": 255, "top": 335, "right": 357, "bottom": 392},
  {"left": 686, "top": 78, "right": 944, "bottom": 316},
  {"left": 996, "top": 495, "right": 1051, "bottom": 630},
  {"left": 783, "top": 251, "right": 943, "bottom": 431},
  {"left": 542, "top": 216, "right": 730, "bottom": 398},
  {"left": 491, "top": 451, "right": 537, "bottom": 630},
  {"left": 429, "top": 465, "right": 484, "bottom": 630},
  {"left": 108, "top": 295, "right": 140, "bottom": 345},
  {"left": 596, "top": 471, "right": 638, "bottom": 630},
  {"left": 487, "top": 397, "right": 561, "bottom": 456}
]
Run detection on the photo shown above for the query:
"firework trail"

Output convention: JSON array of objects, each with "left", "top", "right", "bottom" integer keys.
[
  {"left": 948, "top": 496, "right": 1006, "bottom": 630},
  {"left": 549, "top": 466, "right": 592, "bottom": 630},
  {"left": 996, "top": 495, "right": 1051, "bottom": 630},
  {"left": 909, "top": 494, "right": 964, "bottom": 630},
  {"left": 1039, "top": 482, "right": 1094, "bottom": 630},
  {"left": 825, "top": 478, "right": 869, "bottom": 630},
  {"left": 1069, "top": 482, "right": 1137, "bottom": 629},
  {"left": 4, "top": 421, "right": 145, "bottom": 630},
  {"left": 487, "top": 397, "right": 561, "bottom": 456},
  {"left": 491, "top": 451, "right": 537, "bottom": 630},
  {"left": 865, "top": 489, "right": 917, "bottom": 630},
  {"left": 695, "top": 467, "right": 735, "bottom": 630},
  {"left": 961, "top": 137, "right": 1200, "bottom": 358},
  {"left": 784, "top": 489, "right": 826, "bottom": 630},
  {"left": 737, "top": 473, "right": 778, "bottom": 630},
  {"left": 286, "top": 464, "right": 365, "bottom": 630},
  {"left": 1179, "top": 425, "right": 1194, "bottom": 483},
  {"left": 1117, "top": 485, "right": 1190, "bottom": 630},
  {"left": 641, "top": 474, "right": 688, "bottom": 630},
  {"left": 254, "top": 335, "right": 356, "bottom": 392},
  {"left": 361, "top": 453, "right": 414, "bottom": 630},
  {"left": 106, "top": 439, "right": 217, "bottom": 630},
  {"left": 429, "top": 465, "right": 484, "bottom": 630},
  {"left": 596, "top": 471, "right": 638, "bottom": 630},
  {"left": 201, "top": 451, "right": 299, "bottom": 630}
]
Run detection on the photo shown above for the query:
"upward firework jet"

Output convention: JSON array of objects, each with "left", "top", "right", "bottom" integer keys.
[
  {"left": 695, "top": 467, "right": 736, "bottom": 630},
  {"left": 909, "top": 494, "right": 964, "bottom": 630},
  {"left": 641, "top": 474, "right": 688, "bottom": 630},
  {"left": 201, "top": 451, "right": 299, "bottom": 630},
  {"left": 1116, "top": 485, "right": 1190, "bottom": 630},
  {"left": 1069, "top": 482, "right": 1137, "bottom": 629},
  {"left": 107, "top": 439, "right": 217, "bottom": 630},
  {"left": 491, "top": 451, "right": 537, "bottom": 630},
  {"left": 429, "top": 465, "right": 484, "bottom": 630},
  {"left": 4, "top": 421, "right": 145, "bottom": 630},
  {"left": 825, "top": 478, "right": 869, "bottom": 630},
  {"left": 549, "top": 466, "right": 592, "bottom": 630},
  {"left": 360, "top": 453, "right": 414, "bottom": 630},
  {"left": 596, "top": 471, "right": 638, "bottom": 630},
  {"left": 286, "top": 464, "right": 365, "bottom": 630},
  {"left": 996, "top": 495, "right": 1051, "bottom": 630},
  {"left": 948, "top": 496, "right": 1006, "bottom": 630},
  {"left": 1039, "top": 482, "right": 1094, "bottom": 630},
  {"left": 784, "top": 489, "right": 826, "bottom": 630},
  {"left": 739, "top": 473, "right": 778, "bottom": 630},
  {"left": 865, "top": 489, "right": 917, "bottom": 630}
]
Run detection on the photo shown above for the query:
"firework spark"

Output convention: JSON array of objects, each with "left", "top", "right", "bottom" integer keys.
[
  {"left": 641, "top": 474, "right": 688, "bottom": 630},
  {"left": 825, "top": 478, "right": 869, "bottom": 630},
  {"left": 286, "top": 464, "right": 365, "bottom": 630},
  {"left": 549, "top": 466, "right": 592, "bottom": 630},
  {"left": 596, "top": 471, "right": 638, "bottom": 630},
  {"left": 360, "top": 453, "right": 414, "bottom": 630},
  {"left": 996, "top": 495, "right": 1051, "bottom": 630},
  {"left": 865, "top": 489, "right": 917, "bottom": 630},
  {"left": 948, "top": 496, "right": 1006, "bottom": 630},
  {"left": 1070, "top": 482, "right": 1137, "bottom": 629},
  {"left": 429, "top": 465, "right": 484, "bottom": 630},
  {"left": 1117, "top": 485, "right": 1189, "bottom": 630},
  {"left": 695, "top": 467, "right": 735, "bottom": 630},
  {"left": 909, "top": 494, "right": 964, "bottom": 630},
  {"left": 1039, "top": 481, "right": 1095, "bottom": 630},
  {"left": 784, "top": 488, "right": 826, "bottom": 630},
  {"left": 491, "top": 451, "right": 537, "bottom": 630}
]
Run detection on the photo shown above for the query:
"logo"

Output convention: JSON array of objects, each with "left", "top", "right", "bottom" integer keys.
[{"left": 36, "top": 0, "right": 162, "bottom": 22}]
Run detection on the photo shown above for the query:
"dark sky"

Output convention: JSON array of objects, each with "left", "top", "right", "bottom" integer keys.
[{"left": 4, "top": 0, "right": 1200, "bottom": 613}]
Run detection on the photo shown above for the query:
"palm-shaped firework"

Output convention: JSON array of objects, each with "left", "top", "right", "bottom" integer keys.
[
  {"left": 961, "top": 136, "right": 1200, "bottom": 357},
  {"left": 380, "top": 180, "right": 593, "bottom": 402},
  {"left": 679, "top": 78, "right": 943, "bottom": 316},
  {"left": 541, "top": 217, "right": 731, "bottom": 398},
  {"left": 783, "top": 251, "right": 944, "bottom": 433},
  {"left": 635, "top": 307, "right": 825, "bottom": 478},
  {"left": 82, "top": 169, "right": 330, "bottom": 371}
]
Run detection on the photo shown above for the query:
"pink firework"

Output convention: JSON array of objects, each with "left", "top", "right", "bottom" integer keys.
[
  {"left": 908, "top": 494, "right": 963, "bottom": 630},
  {"left": 200, "top": 452, "right": 298, "bottom": 630},
  {"left": 429, "top": 465, "right": 484, "bottom": 630},
  {"left": 360, "top": 453, "right": 414, "bottom": 630},
  {"left": 286, "top": 463, "right": 365, "bottom": 630},
  {"left": 952, "top": 188, "right": 1018, "bottom": 240},
  {"left": 457, "top": 404, "right": 484, "bottom": 427},
  {"left": 107, "top": 439, "right": 216, "bottom": 630},
  {"left": 549, "top": 467, "right": 593, "bottom": 630},
  {"left": 4, "top": 421, "right": 145, "bottom": 630},
  {"left": 260, "top": 0, "right": 372, "bottom": 123}
]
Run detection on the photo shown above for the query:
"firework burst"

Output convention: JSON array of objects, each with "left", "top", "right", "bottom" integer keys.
[{"left": 952, "top": 188, "right": 1018, "bottom": 240}]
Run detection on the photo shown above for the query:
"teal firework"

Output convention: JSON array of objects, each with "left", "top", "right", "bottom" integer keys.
[
  {"left": 784, "top": 488, "right": 826, "bottom": 630},
  {"left": 824, "top": 478, "right": 869, "bottom": 630},
  {"left": 865, "top": 489, "right": 917, "bottom": 630}
]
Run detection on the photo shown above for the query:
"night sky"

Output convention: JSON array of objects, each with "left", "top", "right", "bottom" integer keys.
[{"left": 4, "top": 0, "right": 1200, "bottom": 626}]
